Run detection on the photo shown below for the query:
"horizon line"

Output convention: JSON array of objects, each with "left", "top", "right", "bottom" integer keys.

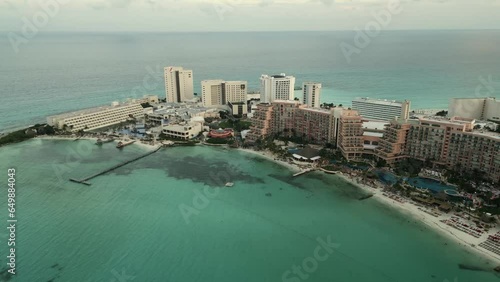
[{"left": 1, "top": 28, "right": 500, "bottom": 34}]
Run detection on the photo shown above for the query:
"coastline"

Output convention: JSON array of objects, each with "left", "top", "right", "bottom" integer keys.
[
  {"left": 238, "top": 147, "right": 500, "bottom": 265},
  {"left": 335, "top": 172, "right": 500, "bottom": 265},
  {"left": 18, "top": 138, "right": 500, "bottom": 265},
  {"left": 237, "top": 148, "right": 302, "bottom": 173},
  {"left": 36, "top": 135, "right": 159, "bottom": 151}
]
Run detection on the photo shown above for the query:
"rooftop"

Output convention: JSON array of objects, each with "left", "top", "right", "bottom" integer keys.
[
  {"left": 295, "top": 146, "right": 320, "bottom": 159},
  {"left": 48, "top": 100, "right": 143, "bottom": 119},
  {"left": 362, "top": 121, "right": 389, "bottom": 131},
  {"left": 353, "top": 97, "right": 409, "bottom": 107},
  {"left": 470, "top": 130, "right": 500, "bottom": 141},
  {"left": 419, "top": 116, "right": 474, "bottom": 125},
  {"left": 364, "top": 131, "right": 384, "bottom": 138},
  {"left": 301, "top": 107, "right": 331, "bottom": 114}
]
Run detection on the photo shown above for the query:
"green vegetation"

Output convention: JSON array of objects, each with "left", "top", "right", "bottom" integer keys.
[
  {"left": 0, "top": 124, "right": 56, "bottom": 146},
  {"left": 376, "top": 159, "right": 387, "bottom": 168},
  {"left": 0, "top": 129, "right": 35, "bottom": 146},
  {"left": 218, "top": 120, "right": 251, "bottom": 131},
  {"left": 206, "top": 138, "right": 231, "bottom": 145},
  {"left": 394, "top": 158, "right": 423, "bottom": 177},
  {"left": 140, "top": 102, "right": 152, "bottom": 108},
  {"left": 219, "top": 111, "right": 229, "bottom": 119},
  {"left": 435, "top": 110, "right": 448, "bottom": 117},
  {"left": 321, "top": 103, "right": 335, "bottom": 109}
]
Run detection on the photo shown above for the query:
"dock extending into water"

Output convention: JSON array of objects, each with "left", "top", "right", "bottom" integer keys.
[
  {"left": 69, "top": 146, "right": 161, "bottom": 185},
  {"left": 292, "top": 168, "right": 315, "bottom": 177}
]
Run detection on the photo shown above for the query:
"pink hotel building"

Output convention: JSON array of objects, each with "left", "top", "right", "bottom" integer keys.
[{"left": 247, "top": 102, "right": 500, "bottom": 183}]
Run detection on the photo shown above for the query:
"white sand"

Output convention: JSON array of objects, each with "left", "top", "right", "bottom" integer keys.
[
  {"left": 335, "top": 173, "right": 500, "bottom": 264},
  {"left": 237, "top": 148, "right": 303, "bottom": 172},
  {"left": 237, "top": 147, "right": 500, "bottom": 264},
  {"left": 34, "top": 139, "right": 500, "bottom": 263}
]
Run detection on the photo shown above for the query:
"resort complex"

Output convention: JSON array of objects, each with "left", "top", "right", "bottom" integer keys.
[
  {"left": 5, "top": 65, "right": 500, "bottom": 272},
  {"left": 375, "top": 116, "right": 500, "bottom": 183},
  {"left": 46, "top": 96, "right": 158, "bottom": 131}
]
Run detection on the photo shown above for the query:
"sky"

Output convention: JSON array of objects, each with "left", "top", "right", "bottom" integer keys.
[{"left": 0, "top": 0, "right": 499, "bottom": 33}]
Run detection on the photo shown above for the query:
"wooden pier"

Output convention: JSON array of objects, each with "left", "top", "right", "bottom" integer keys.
[{"left": 69, "top": 146, "right": 161, "bottom": 185}]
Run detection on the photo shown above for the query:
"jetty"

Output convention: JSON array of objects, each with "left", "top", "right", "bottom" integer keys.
[
  {"left": 70, "top": 146, "right": 161, "bottom": 185},
  {"left": 358, "top": 194, "right": 374, "bottom": 201},
  {"left": 292, "top": 168, "right": 315, "bottom": 177}
]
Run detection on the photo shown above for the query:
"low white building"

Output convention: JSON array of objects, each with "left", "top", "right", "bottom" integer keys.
[
  {"left": 162, "top": 122, "right": 203, "bottom": 140},
  {"left": 47, "top": 100, "right": 146, "bottom": 132}
]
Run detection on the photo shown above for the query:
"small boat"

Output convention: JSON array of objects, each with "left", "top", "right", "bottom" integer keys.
[
  {"left": 225, "top": 182, "right": 234, "bottom": 187},
  {"left": 96, "top": 137, "right": 114, "bottom": 146},
  {"left": 117, "top": 140, "right": 136, "bottom": 149}
]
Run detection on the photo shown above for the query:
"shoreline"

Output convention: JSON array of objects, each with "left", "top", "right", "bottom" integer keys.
[
  {"left": 237, "top": 148, "right": 302, "bottom": 173},
  {"left": 237, "top": 147, "right": 500, "bottom": 265},
  {"left": 36, "top": 135, "right": 159, "bottom": 151},
  {"left": 335, "top": 172, "right": 500, "bottom": 265},
  {"left": 16, "top": 138, "right": 500, "bottom": 264}
]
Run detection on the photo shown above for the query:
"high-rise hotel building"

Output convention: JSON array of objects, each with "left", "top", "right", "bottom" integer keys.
[
  {"left": 201, "top": 80, "right": 247, "bottom": 107},
  {"left": 448, "top": 97, "right": 500, "bottom": 122},
  {"left": 260, "top": 74, "right": 295, "bottom": 103},
  {"left": 375, "top": 116, "right": 500, "bottom": 183},
  {"left": 302, "top": 82, "right": 322, "bottom": 108},
  {"left": 246, "top": 101, "right": 365, "bottom": 160},
  {"left": 352, "top": 97, "right": 411, "bottom": 121},
  {"left": 164, "top": 66, "right": 194, "bottom": 103}
]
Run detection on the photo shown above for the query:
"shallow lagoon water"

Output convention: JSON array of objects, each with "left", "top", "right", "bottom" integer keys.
[{"left": 0, "top": 139, "right": 498, "bottom": 282}]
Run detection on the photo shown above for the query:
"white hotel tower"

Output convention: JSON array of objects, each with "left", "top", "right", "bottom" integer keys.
[
  {"left": 302, "top": 82, "right": 322, "bottom": 108},
  {"left": 164, "top": 66, "right": 194, "bottom": 103},
  {"left": 260, "top": 74, "right": 295, "bottom": 103},
  {"left": 201, "top": 80, "right": 247, "bottom": 107},
  {"left": 352, "top": 97, "right": 411, "bottom": 121}
]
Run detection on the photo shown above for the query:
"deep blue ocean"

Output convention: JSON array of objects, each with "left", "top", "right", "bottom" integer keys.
[{"left": 1, "top": 30, "right": 500, "bottom": 132}]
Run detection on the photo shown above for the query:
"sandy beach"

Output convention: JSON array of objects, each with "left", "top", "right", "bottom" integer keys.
[
  {"left": 238, "top": 147, "right": 500, "bottom": 264},
  {"left": 32, "top": 138, "right": 500, "bottom": 264},
  {"left": 237, "top": 148, "right": 302, "bottom": 173},
  {"left": 335, "top": 172, "right": 500, "bottom": 264}
]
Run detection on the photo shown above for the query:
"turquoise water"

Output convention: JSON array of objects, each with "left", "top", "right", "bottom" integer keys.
[
  {"left": 407, "top": 177, "right": 457, "bottom": 193},
  {"left": 374, "top": 170, "right": 457, "bottom": 193},
  {"left": 374, "top": 170, "right": 400, "bottom": 185},
  {"left": 1, "top": 30, "right": 500, "bottom": 132},
  {"left": 0, "top": 139, "right": 499, "bottom": 281}
]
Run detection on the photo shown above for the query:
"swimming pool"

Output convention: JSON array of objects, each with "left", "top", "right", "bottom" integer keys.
[
  {"left": 407, "top": 177, "right": 457, "bottom": 193},
  {"left": 373, "top": 170, "right": 400, "bottom": 185}
]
